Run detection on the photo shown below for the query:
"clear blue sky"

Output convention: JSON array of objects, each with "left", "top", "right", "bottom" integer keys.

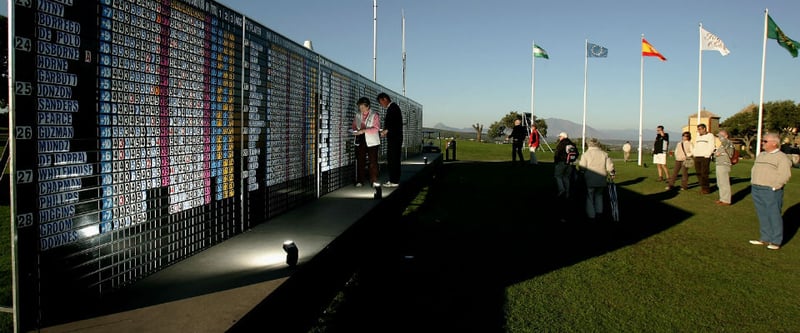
[{"left": 5, "top": 0, "right": 799, "bottom": 133}]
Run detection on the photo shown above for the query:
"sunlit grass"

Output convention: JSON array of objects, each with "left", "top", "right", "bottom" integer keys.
[
  {"left": 456, "top": 142, "right": 800, "bottom": 332},
  {"left": 401, "top": 140, "right": 800, "bottom": 331}
]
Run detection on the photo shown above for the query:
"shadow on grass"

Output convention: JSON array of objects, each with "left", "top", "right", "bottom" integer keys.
[
  {"left": 728, "top": 177, "right": 751, "bottom": 187},
  {"left": 732, "top": 185, "right": 752, "bottom": 205},
  {"left": 616, "top": 176, "right": 646, "bottom": 186},
  {"left": 783, "top": 203, "right": 800, "bottom": 246},
  {"left": 296, "top": 161, "right": 693, "bottom": 332}
]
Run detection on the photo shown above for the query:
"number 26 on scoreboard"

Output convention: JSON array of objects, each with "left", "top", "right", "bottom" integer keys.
[{"left": 16, "top": 126, "right": 33, "bottom": 139}]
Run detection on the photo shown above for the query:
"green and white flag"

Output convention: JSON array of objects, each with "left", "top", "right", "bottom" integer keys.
[
  {"left": 533, "top": 44, "right": 549, "bottom": 59},
  {"left": 767, "top": 14, "right": 799, "bottom": 58}
]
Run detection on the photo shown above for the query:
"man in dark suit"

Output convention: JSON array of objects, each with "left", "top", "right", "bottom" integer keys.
[
  {"left": 506, "top": 119, "right": 527, "bottom": 165},
  {"left": 378, "top": 93, "right": 403, "bottom": 187}
]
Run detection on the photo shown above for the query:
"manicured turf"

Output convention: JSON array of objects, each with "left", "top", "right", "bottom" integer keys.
[{"left": 312, "top": 140, "right": 800, "bottom": 332}]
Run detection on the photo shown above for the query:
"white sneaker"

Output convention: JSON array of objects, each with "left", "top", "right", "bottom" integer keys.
[
  {"left": 355, "top": 183, "right": 363, "bottom": 187},
  {"left": 382, "top": 181, "right": 399, "bottom": 187},
  {"left": 372, "top": 182, "right": 381, "bottom": 188}
]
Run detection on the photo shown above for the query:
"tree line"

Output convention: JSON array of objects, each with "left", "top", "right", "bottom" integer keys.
[
  {"left": 721, "top": 100, "right": 800, "bottom": 158},
  {"left": 483, "top": 112, "right": 549, "bottom": 142},
  {"left": 474, "top": 101, "right": 799, "bottom": 153}
]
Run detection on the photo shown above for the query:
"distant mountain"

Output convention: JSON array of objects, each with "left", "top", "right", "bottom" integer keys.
[
  {"left": 431, "top": 122, "right": 475, "bottom": 133},
  {"left": 542, "top": 118, "right": 656, "bottom": 142},
  {"left": 541, "top": 118, "right": 603, "bottom": 140},
  {"left": 427, "top": 118, "right": 655, "bottom": 142},
  {"left": 602, "top": 129, "right": 656, "bottom": 142}
]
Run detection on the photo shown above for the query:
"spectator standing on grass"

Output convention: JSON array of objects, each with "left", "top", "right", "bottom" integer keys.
[
  {"left": 578, "top": 138, "right": 615, "bottom": 221},
  {"left": 666, "top": 131, "right": 693, "bottom": 191},
  {"left": 653, "top": 125, "right": 670, "bottom": 182},
  {"left": 506, "top": 119, "right": 527, "bottom": 165},
  {"left": 378, "top": 92, "right": 403, "bottom": 187},
  {"left": 693, "top": 123, "right": 716, "bottom": 195},
  {"left": 528, "top": 124, "right": 540, "bottom": 165},
  {"left": 352, "top": 97, "right": 381, "bottom": 188},
  {"left": 748, "top": 132, "right": 792, "bottom": 250},
  {"left": 714, "top": 129, "right": 734, "bottom": 206},
  {"left": 622, "top": 141, "right": 632, "bottom": 163},
  {"left": 554, "top": 132, "right": 575, "bottom": 199}
]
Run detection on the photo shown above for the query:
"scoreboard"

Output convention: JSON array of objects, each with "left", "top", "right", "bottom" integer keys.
[{"left": 9, "top": 0, "right": 422, "bottom": 329}]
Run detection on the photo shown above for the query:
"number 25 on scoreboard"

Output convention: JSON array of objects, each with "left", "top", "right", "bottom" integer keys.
[{"left": 15, "top": 81, "right": 32, "bottom": 95}]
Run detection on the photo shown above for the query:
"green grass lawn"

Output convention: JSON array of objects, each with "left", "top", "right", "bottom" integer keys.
[
  {"left": 501, "top": 144, "right": 800, "bottom": 332},
  {"left": 318, "top": 140, "right": 800, "bottom": 331}
]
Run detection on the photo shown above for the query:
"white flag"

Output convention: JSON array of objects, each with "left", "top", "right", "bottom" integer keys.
[{"left": 700, "top": 26, "right": 730, "bottom": 56}]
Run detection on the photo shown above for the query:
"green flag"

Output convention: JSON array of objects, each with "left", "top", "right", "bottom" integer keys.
[
  {"left": 533, "top": 44, "right": 549, "bottom": 59},
  {"left": 767, "top": 14, "right": 799, "bottom": 58}
]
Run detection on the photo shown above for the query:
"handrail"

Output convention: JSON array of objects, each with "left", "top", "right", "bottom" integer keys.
[{"left": 0, "top": 140, "right": 8, "bottom": 182}]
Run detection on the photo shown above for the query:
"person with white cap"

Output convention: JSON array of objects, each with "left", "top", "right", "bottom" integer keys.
[
  {"left": 578, "top": 138, "right": 615, "bottom": 221},
  {"left": 554, "top": 132, "right": 576, "bottom": 199},
  {"left": 553, "top": 132, "right": 578, "bottom": 222}
]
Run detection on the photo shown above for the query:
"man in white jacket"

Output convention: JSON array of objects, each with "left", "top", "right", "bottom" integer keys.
[
  {"left": 578, "top": 138, "right": 615, "bottom": 221},
  {"left": 693, "top": 124, "right": 716, "bottom": 195}
]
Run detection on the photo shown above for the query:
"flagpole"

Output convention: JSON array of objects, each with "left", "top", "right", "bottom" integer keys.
[
  {"left": 582, "top": 39, "right": 588, "bottom": 153},
  {"left": 531, "top": 41, "right": 535, "bottom": 126},
  {"left": 373, "top": 0, "right": 377, "bottom": 81},
  {"left": 697, "top": 23, "right": 703, "bottom": 125},
  {"left": 401, "top": 9, "right": 406, "bottom": 96},
  {"left": 757, "top": 8, "right": 768, "bottom": 156},
  {"left": 638, "top": 35, "right": 647, "bottom": 166}
]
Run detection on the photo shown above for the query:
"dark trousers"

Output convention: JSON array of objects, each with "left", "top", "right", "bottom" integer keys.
[
  {"left": 356, "top": 143, "right": 378, "bottom": 184},
  {"left": 667, "top": 160, "right": 689, "bottom": 189},
  {"left": 387, "top": 139, "right": 402, "bottom": 183},
  {"left": 694, "top": 157, "right": 711, "bottom": 192},
  {"left": 511, "top": 142, "right": 524, "bottom": 163}
]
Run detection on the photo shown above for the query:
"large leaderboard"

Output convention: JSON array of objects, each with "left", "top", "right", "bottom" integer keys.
[{"left": 10, "top": 0, "right": 422, "bottom": 329}]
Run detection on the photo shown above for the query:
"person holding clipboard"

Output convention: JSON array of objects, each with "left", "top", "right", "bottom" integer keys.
[{"left": 352, "top": 97, "right": 381, "bottom": 188}]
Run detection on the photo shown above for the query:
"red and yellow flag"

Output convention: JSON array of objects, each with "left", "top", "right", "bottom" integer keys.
[{"left": 642, "top": 38, "right": 667, "bottom": 61}]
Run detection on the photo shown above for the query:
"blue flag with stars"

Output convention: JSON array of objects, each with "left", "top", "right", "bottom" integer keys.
[{"left": 587, "top": 42, "right": 608, "bottom": 57}]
